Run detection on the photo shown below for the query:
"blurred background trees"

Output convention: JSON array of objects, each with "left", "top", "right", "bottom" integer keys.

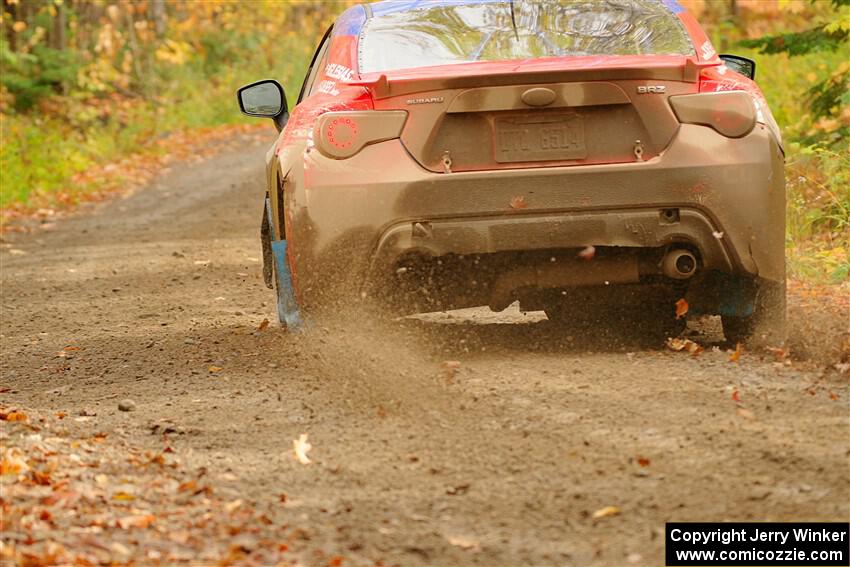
[{"left": 0, "top": 0, "right": 847, "bottom": 280}]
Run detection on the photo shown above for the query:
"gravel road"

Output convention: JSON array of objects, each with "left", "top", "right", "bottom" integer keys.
[{"left": 2, "top": 133, "right": 847, "bottom": 566}]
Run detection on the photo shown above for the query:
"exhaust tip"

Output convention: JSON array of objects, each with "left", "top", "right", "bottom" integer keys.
[{"left": 662, "top": 249, "right": 698, "bottom": 279}]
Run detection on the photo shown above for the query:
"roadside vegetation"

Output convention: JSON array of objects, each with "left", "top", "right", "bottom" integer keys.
[{"left": 0, "top": 0, "right": 847, "bottom": 282}]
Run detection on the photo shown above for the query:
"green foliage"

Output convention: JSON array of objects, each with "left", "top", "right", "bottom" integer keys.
[
  {"left": 739, "top": 25, "right": 848, "bottom": 56},
  {"left": 0, "top": 39, "right": 79, "bottom": 111}
]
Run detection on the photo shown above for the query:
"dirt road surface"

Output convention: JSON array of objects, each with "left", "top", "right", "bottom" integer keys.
[{"left": 2, "top": 133, "right": 848, "bottom": 566}]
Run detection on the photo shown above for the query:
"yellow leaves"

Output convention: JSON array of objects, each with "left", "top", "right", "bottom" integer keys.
[
  {"left": 592, "top": 505, "right": 621, "bottom": 519},
  {"left": 112, "top": 491, "right": 136, "bottom": 501},
  {"left": 208, "top": 365, "right": 223, "bottom": 373},
  {"left": 292, "top": 433, "right": 312, "bottom": 465},
  {"left": 155, "top": 39, "right": 193, "bottom": 65}
]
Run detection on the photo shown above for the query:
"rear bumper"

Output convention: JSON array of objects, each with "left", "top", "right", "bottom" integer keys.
[{"left": 287, "top": 123, "right": 785, "bottom": 308}]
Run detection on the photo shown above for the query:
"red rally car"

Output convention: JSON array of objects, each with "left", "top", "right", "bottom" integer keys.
[{"left": 237, "top": 0, "right": 786, "bottom": 345}]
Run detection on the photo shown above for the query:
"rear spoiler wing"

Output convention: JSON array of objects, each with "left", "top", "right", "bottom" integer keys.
[{"left": 347, "top": 57, "right": 716, "bottom": 100}]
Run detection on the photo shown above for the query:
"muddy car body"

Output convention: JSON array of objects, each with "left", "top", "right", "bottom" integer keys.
[{"left": 238, "top": 0, "right": 786, "bottom": 342}]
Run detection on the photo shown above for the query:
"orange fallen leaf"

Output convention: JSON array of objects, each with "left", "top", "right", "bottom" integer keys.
[
  {"left": 117, "top": 514, "right": 156, "bottom": 529},
  {"left": 30, "top": 470, "right": 52, "bottom": 485},
  {"left": 675, "top": 298, "right": 689, "bottom": 319},
  {"left": 509, "top": 195, "right": 527, "bottom": 210},
  {"left": 440, "top": 360, "right": 461, "bottom": 384},
  {"left": 208, "top": 365, "right": 223, "bottom": 373},
  {"left": 731, "top": 389, "right": 741, "bottom": 403},
  {"left": 728, "top": 343, "right": 742, "bottom": 363},
  {"left": 637, "top": 457, "right": 650, "bottom": 467},
  {"left": 112, "top": 491, "right": 136, "bottom": 501},
  {"left": 577, "top": 245, "right": 596, "bottom": 260},
  {"left": 4, "top": 410, "right": 27, "bottom": 422},
  {"left": 736, "top": 407, "right": 755, "bottom": 420},
  {"left": 766, "top": 346, "right": 787, "bottom": 361},
  {"left": 1, "top": 448, "right": 30, "bottom": 474},
  {"left": 257, "top": 318, "right": 270, "bottom": 331}
]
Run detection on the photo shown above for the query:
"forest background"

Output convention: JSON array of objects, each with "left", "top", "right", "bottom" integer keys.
[{"left": 0, "top": 0, "right": 848, "bottom": 282}]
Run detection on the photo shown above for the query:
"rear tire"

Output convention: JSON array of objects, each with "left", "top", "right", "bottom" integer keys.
[{"left": 721, "top": 279, "right": 786, "bottom": 346}]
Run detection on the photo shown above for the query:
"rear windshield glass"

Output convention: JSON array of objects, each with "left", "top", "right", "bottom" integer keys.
[{"left": 358, "top": 0, "right": 695, "bottom": 74}]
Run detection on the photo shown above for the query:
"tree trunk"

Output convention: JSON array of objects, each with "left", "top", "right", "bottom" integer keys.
[
  {"left": 50, "top": 0, "right": 67, "bottom": 51},
  {"left": 151, "top": 0, "right": 166, "bottom": 37}
]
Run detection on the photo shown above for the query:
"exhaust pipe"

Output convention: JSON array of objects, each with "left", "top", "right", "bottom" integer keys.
[{"left": 662, "top": 249, "right": 698, "bottom": 279}]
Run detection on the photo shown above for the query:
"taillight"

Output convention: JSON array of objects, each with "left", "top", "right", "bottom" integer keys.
[
  {"left": 669, "top": 91, "right": 756, "bottom": 138},
  {"left": 313, "top": 111, "right": 407, "bottom": 159}
]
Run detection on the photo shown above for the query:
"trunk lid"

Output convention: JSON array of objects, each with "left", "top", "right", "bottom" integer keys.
[{"left": 358, "top": 57, "right": 711, "bottom": 172}]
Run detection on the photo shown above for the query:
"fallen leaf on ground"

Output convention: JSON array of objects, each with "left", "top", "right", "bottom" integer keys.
[
  {"left": 447, "top": 536, "right": 481, "bottom": 551},
  {"left": 509, "top": 195, "right": 527, "bottom": 210},
  {"left": 765, "top": 346, "right": 787, "bottom": 361},
  {"left": 208, "top": 365, "right": 223, "bottom": 373},
  {"left": 665, "top": 337, "right": 703, "bottom": 356},
  {"left": 736, "top": 408, "right": 755, "bottom": 420},
  {"left": 257, "top": 318, "right": 270, "bottom": 331},
  {"left": 731, "top": 389, "right": 741, "bottom": 403},
  {"left": 729, "top": 343, "right": 742, "bottom": 363},
  {"left": 293, "top": 434, "right": 312, "bottom": 465},
  {"left": 3, "top": 410, "right": 27, "bottom": 422},
  {"left": 675, "top": 298, "right": 689, "bottom": 319},
  {"left": 592, "top": 505, "right": 621, "bottom": 519},
  {"left": 637, "top": 457, "right": 650, "bottom": 467},
  {"left": 117, "top": 514, "right": 156, "bottom": 529},
  {"left": 224, "top": 499, "right": 243, "bottom": 513},
  {"left": 1, "top": 448, "right": 30, "bottom": 474},
  {"left": 440, "top": 360, "right": 461, "bottom": 384}
]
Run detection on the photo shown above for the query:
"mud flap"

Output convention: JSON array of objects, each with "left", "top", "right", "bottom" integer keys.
[
  {"left": 265, "top": 199, "right": 302, "bottom": 330},
  {"left": 717, "top": 275, "right": 756, "bottom": 317},
  {"left": 271, "top": 239, "right": 303, "bottom": 330}
]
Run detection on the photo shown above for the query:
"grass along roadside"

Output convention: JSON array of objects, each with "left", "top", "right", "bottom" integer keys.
[{"left": 0, "top": 122, "right": 271, "bottom": 231}]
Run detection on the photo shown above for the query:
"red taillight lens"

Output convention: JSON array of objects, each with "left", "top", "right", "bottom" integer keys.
[
  {"left": 313, "top": 111, "right": 407, "bottom": 159},
  {"left": 669, "top": 92, "right": 757, "bottom": 138}
]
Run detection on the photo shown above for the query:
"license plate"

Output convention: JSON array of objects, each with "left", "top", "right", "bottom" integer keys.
[{"left": 495, "top": 114, "right": 586, "bottom": 163}]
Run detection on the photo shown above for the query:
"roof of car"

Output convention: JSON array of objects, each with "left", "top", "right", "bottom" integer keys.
[{"left": 365, "top": 0, "right": 686, "bottom": 17}]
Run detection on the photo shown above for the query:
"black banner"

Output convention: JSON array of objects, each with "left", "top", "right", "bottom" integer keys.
[{"left": 666, "top": 522, "right": 849, "bottom": 566}]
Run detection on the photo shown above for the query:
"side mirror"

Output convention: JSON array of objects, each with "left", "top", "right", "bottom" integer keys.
[
  {"left": 719, "top": 54, "right": 756, "bottom": 80},
  {"left": 237, "top": 79, "right": 288, "bottom": 131}
]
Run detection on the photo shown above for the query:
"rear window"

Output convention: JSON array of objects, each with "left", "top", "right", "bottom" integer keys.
[{"left": 358, "top": 0, "right": 695, "bottom": 74}]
